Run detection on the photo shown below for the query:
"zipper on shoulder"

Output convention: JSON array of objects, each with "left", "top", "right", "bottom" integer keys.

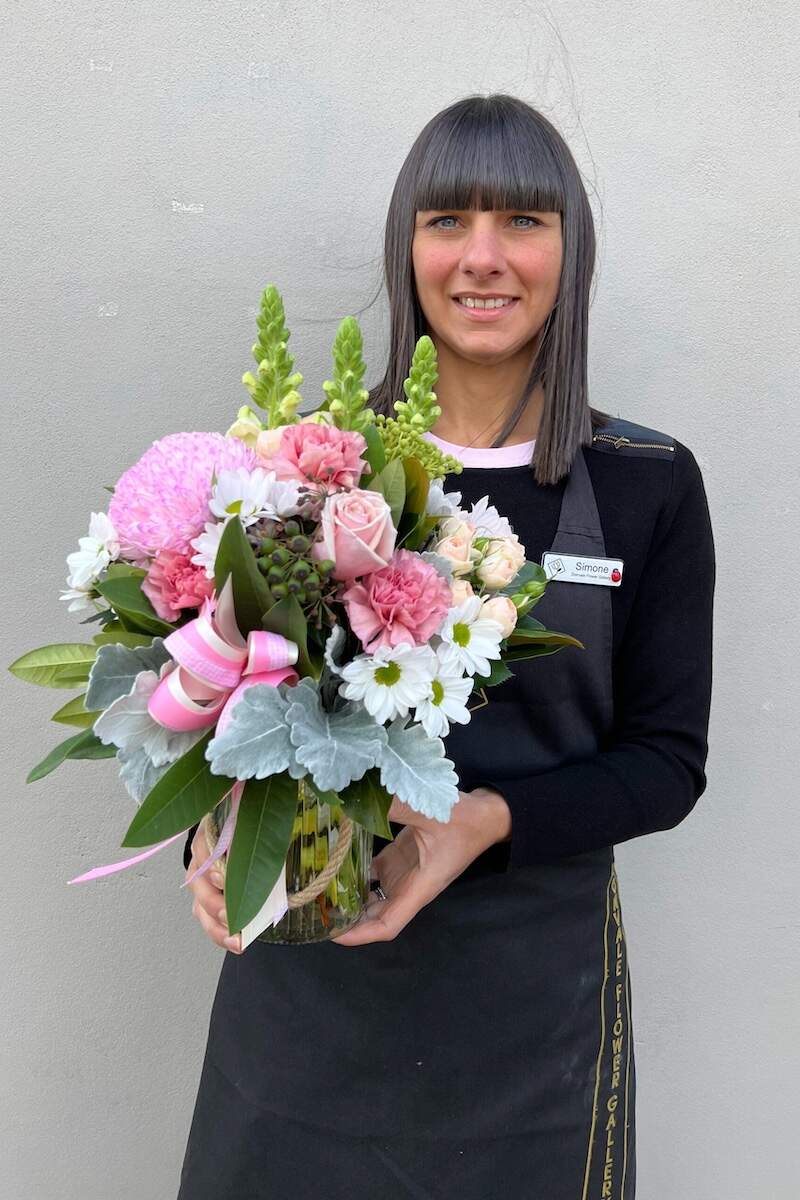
[{"left": 592, "top": 433, "right": 675, "bottom": 452}]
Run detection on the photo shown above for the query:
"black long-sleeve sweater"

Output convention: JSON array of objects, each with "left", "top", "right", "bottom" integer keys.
[{"left": 183, "top": 419, "right": 716, "bottom": 877}]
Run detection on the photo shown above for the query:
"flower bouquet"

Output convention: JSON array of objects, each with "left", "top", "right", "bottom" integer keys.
[{"left": 8, "top": 286, "right": 583, "bottom": 948}]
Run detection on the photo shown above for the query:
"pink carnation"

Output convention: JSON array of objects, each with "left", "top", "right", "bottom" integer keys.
[
  {"left": 141, "top": 549, "right": 215, "bottom": 622},
  {"left": 109, "top": 431, "right": 256, "bottom": 559},
  {"left": 343, "top": 550, "right": 452, "bottom": 653},
  {"left": 257, "top": 424, "right": 367, "bottom": 490}
]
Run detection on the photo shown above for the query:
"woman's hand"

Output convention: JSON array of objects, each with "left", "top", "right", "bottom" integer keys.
[
  {"left": 330, "top": 786, "right": 512, "bottom": 947},
  {"left": 185, "top": 824, "right": 243, "bottom": 954}
]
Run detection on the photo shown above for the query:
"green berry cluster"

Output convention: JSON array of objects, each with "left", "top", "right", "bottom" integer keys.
[{"left": 249, "top": 518, "right": 337, "bottom": 626}]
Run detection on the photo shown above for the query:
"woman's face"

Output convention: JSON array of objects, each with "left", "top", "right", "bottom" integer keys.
[{"left": 411, "top": 207, "right": 563, "bottom": 365}]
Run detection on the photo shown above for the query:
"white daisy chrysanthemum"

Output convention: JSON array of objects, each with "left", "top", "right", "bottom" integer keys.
[
  {"left": 461, "top": 495, "right": 514, "bottom": 539},
  {"left": 59, "top": 512, "right": 120, "bottom": 610},
  {"left": 437, "top": 596, "right": 505, "bottom": 677},
  {"left": 339, "top": 643, "right": 437, "bottom": 724},
  {"left": 426, "top": 481, "right": 463, "bottom": 520},
  {"left": 208, "top": 466, "right": 302, "bottom": 526},
  {"left": 413, "top": 647, "right": 474, "bottom": 738},
  {"left": 189, "top": 520, "right": 225, "bottom": 579},
  {"left": 59, "top": 585, "right": 109, "bottom": 614}
]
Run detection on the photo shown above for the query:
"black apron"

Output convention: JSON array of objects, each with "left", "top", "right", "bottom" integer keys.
[{"left": 178, "top": 448, "right": 636, "bottom": 1199}]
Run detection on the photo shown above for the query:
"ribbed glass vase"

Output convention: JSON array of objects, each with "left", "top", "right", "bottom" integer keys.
[{"left": 206, "top": 776, "right": 373, "bottom": 945}]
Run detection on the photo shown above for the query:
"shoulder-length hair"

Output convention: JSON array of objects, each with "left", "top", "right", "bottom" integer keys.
[{"left": 367, "top": 93, "right": 612, "bottom": 486}]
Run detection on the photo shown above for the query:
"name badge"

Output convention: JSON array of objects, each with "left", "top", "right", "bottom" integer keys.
[{"left": 541, "top": 551, "right": 624, "bottom": 587}]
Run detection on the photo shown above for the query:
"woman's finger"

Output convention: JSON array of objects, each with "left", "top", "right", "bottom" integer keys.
[
  {"left": 386, "top": 794, "right": 452, "bottom": 830},
  {"left": 191, "top": 896, "right": 242, "bottom": 953},
  {"left": 332, "top": 866, "right": 433, "bottom": 946}
]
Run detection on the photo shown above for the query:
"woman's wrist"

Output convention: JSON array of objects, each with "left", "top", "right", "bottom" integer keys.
[{"left": 470, "top": 786, "right": 513, "bottom": 844}]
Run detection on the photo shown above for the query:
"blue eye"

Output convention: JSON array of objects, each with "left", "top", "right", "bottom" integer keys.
[{"left": 426, "top": 214, "right": 540, "bottom": 229}]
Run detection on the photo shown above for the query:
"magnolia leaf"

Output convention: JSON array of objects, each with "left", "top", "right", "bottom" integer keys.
[
  {"left": 286, "top": 678, "right": 387, "bottom": 793},
  {"left": 205, "top": 683, "right": 304, "bottom": 780},
  {"left": 50, "top": 693, "right": 101, "bottom": 728},
  {"left": 85, "top": 637, "right": 170, "bottom": 711},
  {"left": 338, "top": 767, "right": 394, "bottom": 838},
  {"left": 93, "top": 575, "right": 175, "bottom": 636},
  {"left": 378, "top": 718, "right": 459, "bottom": 821},
  {"left": 26, "top": 728, "right": 115, "bottom": 783},
  {"left": 214, "top": 515, "right": 272, "bottom": 634},
  {"left": 224, "top": 773, "right": 299, "bottom": 934},
  {"left": 121, "top": 731, "right": 229, "bottom": 847},
  {"left": 8, "top": 643, "right": 98, "bottom": 689}
]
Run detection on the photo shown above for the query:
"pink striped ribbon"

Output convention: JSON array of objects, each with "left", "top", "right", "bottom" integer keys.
[{"left": 68, "top": 574, "right": 298, "bottom": 886}]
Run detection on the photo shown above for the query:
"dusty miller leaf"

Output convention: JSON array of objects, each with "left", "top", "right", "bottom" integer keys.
[
  {"left": 286, "top": 678, "right": 387, "bottom": 793},
  {"left": 378, "top": 718, "right": 459, "bottom": 821},
  {"left": 86, "top": 637, "right": 171, "bottom": 711},
  {"left": 205, "top": 683, "right": 304, "bottom": 780}
]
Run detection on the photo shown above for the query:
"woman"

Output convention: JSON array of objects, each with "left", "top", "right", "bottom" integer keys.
[{"left": 178, "top": 94, "right": 715, "bottom": 1198}]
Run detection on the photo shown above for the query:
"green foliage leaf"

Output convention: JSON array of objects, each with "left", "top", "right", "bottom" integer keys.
[
  {"left": 50, "top": 693, "right": 100, "bottom": 728},
  {"left": 224, "top": 774, "right": 299, "bottom": 934},
  {"left": 92, "top": 629, "right": 155, "bottom": 648},
  {"left": 472, "top": 659, "right": 514, "bottom": 689},
  {"left": 214, "top": 516, "right": 273, "bottom": 635},
  {"left": 366, "top": 458, "right": 406, "bottom": 528},
  {"left": 93, "top": 575, "right": 175, "bottom": 637},
  {"left": 507, "top": 626, "right": 584, "bottom": 650},
  {"left": 26, "top": 728, "right": 115, "bottom": 783},
  {"left": 121, "top": 732, "right": 231, "bottom": 847},
  {"left": 262, "top": 596, "right": 316, "bottom": 677},
  {"left": 338, "top": 767, "right": 394, "bottom": 839},
  {"left": 402, "top": 456, "right": 430, "bottom": 517},
  {"left": 360, "top": 422, "right": 386, "bottom": 478},
  {"left": 8, "top": 643, "right": 98, "bottom": 688}
]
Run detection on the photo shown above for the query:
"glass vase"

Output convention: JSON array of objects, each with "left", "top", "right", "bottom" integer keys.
[{"left": 205, "top": 776, "right": 374, "bottom": 945}]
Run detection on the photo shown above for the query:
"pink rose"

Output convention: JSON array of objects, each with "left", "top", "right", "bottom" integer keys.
[
  {"left": 432, "top": 517, "right": 479, "bottom": 578},
  {"left": 450, "top": 578, "right": 475, "bottom": 606},
  {"left": 475, "top": 536, "right": 526, "bottom": 590},
  {"left": 480, "top": 595, "right": 518, "bottom": 638},
  {"left": 312, "top": 488, "right": 397, "bottom": 580},
  {"left": 142, "top": 549, "right": 215, "bottom": 621},
  {"left": 343, "top": 550, "right": 452, "bottom": 653},
  {"left": 256, "top": 423, "right": 368, "bottom": 490}
]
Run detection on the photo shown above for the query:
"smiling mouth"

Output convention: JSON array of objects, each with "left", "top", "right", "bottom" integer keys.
[{"left": 452, "top": 296, "right": 520, "bottom": 317}]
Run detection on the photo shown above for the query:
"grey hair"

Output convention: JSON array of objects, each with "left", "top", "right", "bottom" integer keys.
[{"left": 367, "top": 92, "right": 611, "bottom": 485}]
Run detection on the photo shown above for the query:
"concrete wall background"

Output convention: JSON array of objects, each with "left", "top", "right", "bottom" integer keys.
[{"left": 2, "top": 3, "right": 798, "bottom": 1196}]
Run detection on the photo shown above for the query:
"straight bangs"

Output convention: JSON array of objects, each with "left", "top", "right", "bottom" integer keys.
[{"left": 411, "top": 104, "right": 566, "bottom": 220}]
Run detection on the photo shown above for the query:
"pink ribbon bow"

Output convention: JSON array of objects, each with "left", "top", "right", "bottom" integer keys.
[{"left": 68, "top": 573, "right": 299, "bottom": 887}]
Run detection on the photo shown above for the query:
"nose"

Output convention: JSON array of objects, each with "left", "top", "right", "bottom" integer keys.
[{"left": 457, "top": 218, "right": 508, "bottom": 278}]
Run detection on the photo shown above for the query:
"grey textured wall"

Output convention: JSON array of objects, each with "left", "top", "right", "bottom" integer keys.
[{"left": 2, "top": 3, "right": 798, "bottom": 1197}]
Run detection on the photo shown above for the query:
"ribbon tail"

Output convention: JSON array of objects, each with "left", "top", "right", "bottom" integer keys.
[
  {"left": 180, "top": 780, "right": 244, "bottom": 889},
  {"left": 67, "top": 829, "right": 188, "bottom": 884}
]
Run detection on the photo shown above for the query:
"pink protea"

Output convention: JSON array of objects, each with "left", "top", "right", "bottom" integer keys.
[
  {"left": 108, "top": 432, "right": 256, "bottom": 559},
  {"left": 257, "top": 424, "right": 367, "bottom": 490},
  {"left": 141, "top": 549, "right": 215, "bottom": 621},
  {"left": 343, "top": 549, "right": 452, "bottom": 654}
]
